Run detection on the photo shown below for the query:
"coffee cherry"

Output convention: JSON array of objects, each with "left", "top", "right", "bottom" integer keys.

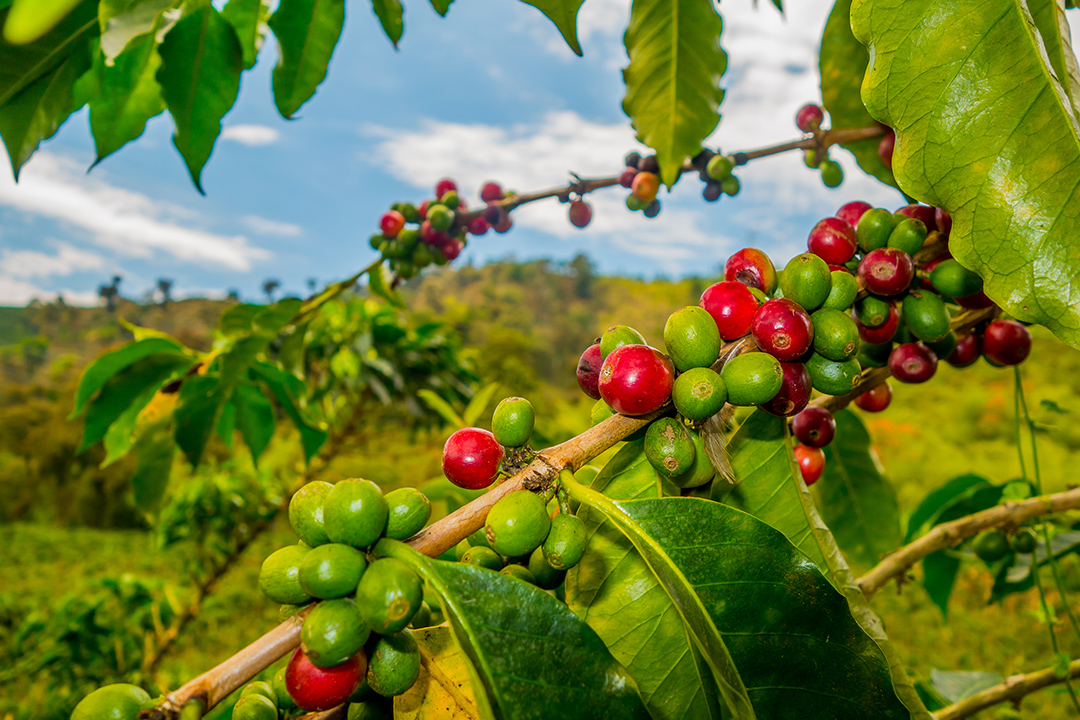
[
  {"left": 781, "top": 253, "right": 832, "bottom": 311},
  {"left": 325, "top": 479, "right": 390, "bottom": 549},
  {"left": 618, "top": 168, "right": 638, "bottom": 188},
  {"left": 260, "top": 545, "right": 312, "bottom": 604},
  {"left": 955, "top": 289, "right": 996, "bottom": 310},
  {"left": 434, "top": 178, "right": 457, "bottom": 198},
  {"left": 947, "top": 333, "right": 981, "bottom": 368},
  {"left": 485, "top": 491, "right": 551, "bottom": 557},
  {"left": 700, "top": 280, "right": 759, "bottom": 341},
  {"left": 935, "top": 207, "right": 952, "bottom": 237},
  {"left": 632, "top": 172, "right": 660, "bottom": 202},
  {"left": 442, "top": 428, "right": 503, "bottom": 489},
  {"left": 725, "top": 248, "right": 778, "bottom": 294},
  {"left": 290, "top": 481, "right": 334, "bottom": 547},
  {"left": 482, "top": 204, "right": 503, "bottom": 225},
  {"left": 233, "top": 693, "right": 277, "bottom": 720},
  {"left": 856, "top": 207, "right": 896, "bottom": 252},
  {"left": 812, "top": 308, "right": 861, "bottom": 361},
  {"left": 792, "top": 406, "right": 836, "bottom": 448},
  {"left": 274, "top": 667, "right": 298, "bottom": 710},
  {"left": 721, "top": 176, "right": 741, "bottom": 196},
  {"left": 420, "top": 220, "right": 449, "bottom": 246},
  {"left": 823, "top": 270, "right": 858, "bottom": 311},
  {"left": 576, "top": 343, "right": 603, "bottom": 399},
  {"left": 355, "top": 558, "right": 424, "bottom": 634},
  {"left": 286, "top": 646, "right": 365, "bottom": 711},
  {"left": 855, "top": 295, "right": 891, "bottom": 328},
  {"left": 857, "top": 340, "right": 892, "bottom": 369},
  {"left": 820, "top": 160, "right": 844, "bottom": 187},
  {"left": 492, "top": 396, "right": 535, "bottom": 448},
  {"left": 902, "top": 290, "right": 951, "bottom": 343},
  {"left": 500, "top": 564, "right": 537, "bottom": 584},
  {"left": 983, "top": 320, "right": 1032, "bottom": 366},
  {"left": 383, "top": 488, "right": 432, "bottom": 541},
  {"left": 854, "top": 382, "right": 892, "bottom": 412},
  {"left": 859, "top": 248, "right": 915, "bottom": 296},
  {"left": 927, "top": 331, "right": 958, "bottom": 362},
  {"left": 760, "top": 362, "right": 812, "bottom": 417},
  {"left": 480, "top": 182, "right": 504, "bottom": 203},
  {"left": 887, "top": 217, "right": 927, "bottom": 255},
  {"left": 625, "top": 151, "right": 643, "bottom": 168},
  {"left": 707, "top": 154, "right": 735, "bottom": 179},
  {"left": 426, "top": 205, "right": 453, "bottom": 232},
  {"left": 492, "top": 211, "right": 513, "bottom": 233},
  {"left": 836, "top": 201, "right": 872, "bottom": 227},
  {"left": 751, "top": 298, "right": 815, "bottom": 362},
  {"left": 930, "top": 259, "right": 983, "bottom": 298},
  {"left": 643, "top": 199, "right": 661, "bottom": 218},
  {"left": 856, "top": 301, "right": 900, "bottom": 344},
  {"left": 888, "top": 343, "right": 938, "bottom": 383},
  {"left": 543, "top": 514, "right": 587, "bottom": 569},
  {"left": 299, "top": 543, "right": 368, "bottom": 599},
  {"left": 1012, "top": 529, "right": 1037, "bottom": 554},
  {"left": 645, "top": 417, "right": 696, "bottom": 478},
  {"left": 638, "top": 155, "right": 660, "bottom": 173},
  {"left": 972, "top": 531, "right": 1010, "bottom": 562},
  {"left": 367, "top": 630, "right": 421, "bottom": 697},
  {"left": 672, "top": 427, "right": 716, "bottom": 488},
  {"left": 793, "top": 444, "right": 825, "bottom": 485},
  {"left": 379, "top": 211, "right": 405, "bottom": 238},
  {"left": 664, "top": 306, "right": 721, "bottom": 371},
  {"left": 895, "top": 204, "right": 938, "bottom": 233},
  {"left": 702, "top": 181, "right": 723, "bottom": 202},
  {"left": 462, "top": 545, "right": 504, "bottom": 570},
  {"left": 672, "top": 366, "right": 727, "bottom": 421},
  {"left": 528, "top": 545, "right": 566, "bottom": 589},
  {"left": 302, "top": 598, "right": 369, "bottom": 668},
  {"left": 467, "top": 216, "right": 490, "bottom": 235},
  {"left": 807, "top": 217, "right": 857, "bottom": 264},
  {"left": 600, "top": 324, "right": 647, "bottom": 359},
  {"left": 240, "top": 681, "right": 277, "bottom": 704},
  {"left": 626, "top": 194, "right": 648, "bottom": 211},
  {"left": 878, "top": 131, "right": 895, "bottom": 168},
  {"left": 72, "top": 684, "right": 153, "bottom": 720},
  {"left": 566, "top": 199, "right": 593, "bottom": 228},
  {"left": 795, "top": 103, "right": 825, "bottom": 132},
  {"left": 598, "top": 344, "right": 675, "bottom": 416},
  {"left": 721, "top": 352, "right": 783, "bottom": 406},
  {"left": 805, "top": 353, "right": 862, "bottom": 395}
]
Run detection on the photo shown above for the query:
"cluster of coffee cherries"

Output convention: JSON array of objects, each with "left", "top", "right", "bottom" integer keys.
[
  {"left": 441, "top": 397, "right": 588, "bottom": 588},
  {"left": 688, "top": 149, "right": 742, "bottom": 203},
  {"left": 794, "top": 103, "right": 846, "bottom": 188},
  {"left": 972, "top": 527, "right": 1038, "bottom": 563},
  {"left": 253, "top": 480, "right": 436, "bottom": 714},
  {"left": 617, "top": 152, "right": 663, "bottom": 217}
]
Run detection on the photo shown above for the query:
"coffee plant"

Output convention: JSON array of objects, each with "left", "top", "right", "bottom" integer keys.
[{"left": 4, "top": 0, "right": 1080, "bottom": 718}]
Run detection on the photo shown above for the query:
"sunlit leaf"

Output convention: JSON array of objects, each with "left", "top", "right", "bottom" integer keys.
[
  {"left": 89, "top": 29, "right": 166, "bottom": 162},
  {"left": 222, "top": 0, "right": 270, "bottom": 68},
  {"left": 371, "top": 0, "right": 403, "bottom": 47},
  {"left": 268, "top": 0, "right": 345, "bottom": 118},
  {"left": 519, "top": 0, "right": 585, "bottom": 56}
]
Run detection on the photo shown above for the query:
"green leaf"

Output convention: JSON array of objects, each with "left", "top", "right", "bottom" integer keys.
[
  {"left": 253, "top": 297, "right": 304, "bottom": 337},
  {"left": 991, "top": 529, "right": 1080, "bottom": 601},
  {"left": 904, "top": 474, "right": 992, "bottom": 543},
  {"left": 818, "top": 0, "right": 897, "bottom": 187},
  {"left": 89, "top": 29, "right": 166, "bottom": 163},
  {"left": 222, "top": 0, "right": 270, "bottom": 68},
  {"left": 416, "top": 389, "right": 465, "bottom": 428},
  {"left": 253, "top": 361, "right": 327, "bottom": 460},
  {"left": 928, "top": 670, "right": 1004, "bottom": 704},
  {"left": 815, "top": 409, "right": 901, "bottom": 566},
  {"left": 234, "top": 381, "right": 275, "bottom": 462},
  {"left": 72, "top": 337, "right": 187, "bottom": 417},
  {"left": 98, "top": 0, "right": 174, "bottom": 61},
  {"left": 851, "top": 0, "right": 1080, "bottom": 347},
  {"left": 172, "top": 374, "right": 223, "bottom": 466},
  {"left": 367, "top": 262, "right": 406, "bottom": 308},
  {"left": 376, "top": 539, "right": 652, "bottom": 720},
  {"left": 130, "top": 416, "right": 175, "bottom": 510},
  {"left": 0, "top": 35, "right": 90, "bottom": 178},
  {"left": 428, "top": 0, "right": 452, "bottom": 16},
  {"left": 371, "top": 0, "right": 403, "bottom": 46},
  {"left": 215, "top": 398, "right": 236, "bottom": 449},
  {"left": 1029, "top": 0, "right": 1080, "bottom": 109},
  {"left": 156, "top": 5, "right": 243, "bottom": 192},
  {"left": 71, "top": 37, "right": 103, "bottom": 106},
  {"left": 461, "top": 381, "right": 499, "bottom": 428},
  {"left": 268, "top": 0, "right": 345, "bottom": 119},
  {"left": 518, "top": 0, "right": 585, "bottom": 56},
  {"left": 397, "top": 626, "right": 479, "bottom": 718},
  {"left": 0, "top": 0, "right": 97, "bottom": 106},
  {"left": 621, "top": 0, "right": 726, "bottom": 186},
  {"left": 218, "top": 302, "right": 263, "bottom": 337}
]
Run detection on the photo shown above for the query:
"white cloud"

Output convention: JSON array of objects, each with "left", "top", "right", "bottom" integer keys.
[
  {"left": 0, "top": 241, "right": 106, "bottom": 278},
  {"left": 221, "top": 124, "right": 282, "bottom": 146},
  {"left": 243, "top": 214, "right": 303, "bottom": 236},
  {"left": 0, "top": 153, "right": 270, "bottom": 271},
  {"left": 0, "top": 275, "right": 98, "bottom": 307}
]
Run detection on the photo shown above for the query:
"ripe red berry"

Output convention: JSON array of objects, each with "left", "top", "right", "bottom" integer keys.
[
  {"left": 632, "top": 172, "right": 660, "bottom": 202},
  {"left": 700, "top": 281, "right": 758, "bottom": 341},
  {"left": 955, "top": 290, "right": 996, "bottom": 310},
  {"left": 795, "top": 103, "right": 825, "bottom": 133},
  {"left": 380, "top": 210, "right": 406, "bottom": 238},
  {"left": 836, "top": 201, "right": 872, "bottom": 227},
  {"left": 443, "top": 428, "right": 504, "bottom": 489},
  {"left": 859, "top": 248, "right": 915, "bottom": 296},
  {"left": 441, "top": 238, "right": 464, "bottom": 260},
  {"left": 751, "top": 298, "right": 815, "bottom": 362},
  {"left": 467, "top": 216, "right": 490, "bottom": 235},
  {"left": 420, "top": 220, "right": 449, "bottom": 246},
  {"left": 725, "top": 248, "right": 778, "bottom": 294},
  {"left": 888, "top": 342, "right": 938, "bottom": 383},
  {"left": 576, "top": 343, "right": 603, "bottom": 399},
  {"left": 435, "top": 178, "right": 457, "bottom": 198},
  {"left": 480, "top": 182, "right": 504, "bottom": 203},
  {"left": 568, "top": 200, "right": 592, "bottom": 228},
  {"left": 947, "top": 333, "right": 981, "bottom": 368},
  {"left": 896, "top": 204, "right": 938, "bottom": 233},
  {"left": 793, "top": 444, "right": 825, "bottom": 485},
  {"left": 618, "top": 168, "right": 638, "bottom": 188},
  {"left": 807, "top": 217, "right": 857, "bottom": 264},
  {"left": 982, "top": 320, "right": 1032, "bottom": 366},
  {"left": 493, "top": 211, "right": 513, "bottom": 234},
  {"left": 760, "top": 362, "right": 812, "bottom": 417},
  {"left": 792, "top": 406, "right": 836, "bottom": 448},
  {"left": 856, "top": 301, "right": 900, "bottom": 344},
  {"left": 418, "top": 200, "right": 431, "bottom": 220},
  {"left": 854, "top": 382, "right": 892, "bottom": 412},
  {"left": 482, "top": 204, "right": 503, "bottom": 225},
  {"left": 598, "top": 344, "right": 674, "bottom": 416},
  {"left": 285, "top": 647, "right": 365, "bottom": 712},
  {"left": 935, "top": 207, "right": 952, "bottom": 237},
  {"left": 878, "top": 131, "right": 895, "bottom": 168}
]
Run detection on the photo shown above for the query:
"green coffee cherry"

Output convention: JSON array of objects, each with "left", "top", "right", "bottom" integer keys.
[
  {"left": 289, "top": 481, "right": 334, "bottom": 547},
  {"left": 722, "top": 175, "right": 741, "bottom": 196},
  {"left": 485, "top": 491, "right": 551, "bottom": 557},
  {"left": 811, "top": 309, "right": 861, "bottom": 362},
  {"left": 930, "top": 259, "right": 983, "bottom": 298},
  {"left": 409, "top": 602, "right": 433, "bottom": 629},
  {"left": 855, "top": 296, "right": 892, "bottom": 328},
  {"left": 600, "top": 325, "right": 647, "bottom": 359},
  {"left": 926, "top": 331, "right": 958, "bottom": 361},
  {"left": 232, "top": 694, "right": 278, "bottom": 720},
  {"left": 260, "top": 545, "right": 312, "bottom": 605},
  {"left": 542, "top": 514, "right": 587, "bottom": 570},
  {"left": 461, "top": 546, "right": 504, "bottom": 570},
  {"left": 273, "top": 667, "right": 297, "bottom": 710},
  {"left": 383, "top": 488, "right": 431, "bottom": 541},
  {"left": 427, "top": 204, "right": 453, "bottom": 231},
  {"left": 780, "top": 253, "right": 832, "bottom": 311},
  {"left": 721, "top": 352, "right": 784, "bottom": 406},
  {"left": 887, "top": 217, "right": 927, "bottom": 255},
  {"left": 528, "top": 546, "right": 566, "bottom": 589},
  {"left": 857, "top": 341, "right": 892, "bottom": 369},
  {"left": 348, "top": 697, "right": 393, "bottom": 720},
  {"left": 973, "top": 531, "right": 1011, "bottom": 562},
  {"left": 706, "top": 154, "right": 735, "bottom": 179},
  {"left": 626, "top": 194, "right": 648, "bottom": 211},
  {"left": 301, "top": 598, "right": 369, "bottom": 668},
  {"left": 440, "top": 190, "right": 460, "bottom": 209},
  {"left": 71, "top": 684, "right": 153, "bottom": 720},
  {"left": 856, "top": 208, "right": 895, "bottom": 252},
  {"left": 1012, "top": 529, "right": 1037, "bottom": 554},
  {"left": 368, "top": 630, "right": 421, "bottom": 697},
  {"left": 819, "top": 160, "right": 844, "bottom": 188},
  {"left": 902, "top": 290, "right": 951, "bottom": 343},
  {"left": 240, "top": 681, "right": 277, "bottom": 705},
  {"left": 671, "top": 367, "right": 727, "bottom": 421},
  {"left": 492, "top": 397, "right": 535, "bottom": 448},
  {"left": 672, "top": 428, "right": 715, "bottom": 489},
  {"left": 664, "top": 306, "right": 721, "bottom": 371},
  {"left": 805, "top": 353, "right": 862, "bottom": 395},
  {"left": 299, "top": 543, "right": 367, "bottom": 599},
  {"left": 467, "top": 527, "right": 492, "bottom": 549},
  {"left": 644, "top": 417, "right": 696, "bottom": 478},
  {"left": 500, "top": 564, "right": 537, "bottom": 583},
  {"left": 822, "top": 270, "right": 858, "bottom": 311},
  {"left": 325, "top": 479, "right": 389, "bottom": 549},
  {"left": 355, "top": 558, "right": 424, "bottom": 634},
  {"left": 454, "top": 539, "right": 471, "bottom": 561}
]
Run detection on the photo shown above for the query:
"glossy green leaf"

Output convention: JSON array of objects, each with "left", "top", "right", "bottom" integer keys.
[
  {"left": 1029, "top": 0, "right": 1080, "bottom": 109},
  {"left": 851, "top": 0, "right": 1080, "bottom": 347},
  {"left": 818, "top": 0, "right": 896, "bottom": 187},
  {"left": 215, "top": 398, "right": 236, "bottom": 449},
  {"left": 815, "top": 409, "right": 901, "bottom": 566},
  {"left": 131, "top": 416, "right": 175, "bottom": 510},
  {"left": 367, "top": 262, "right": 406, "bottom": 308},
  {"left": 396, "top": 625, "right": 479, "bottom": 718},
  {"left": 461, "top": 381, "right": 500, "bottom": 428},
  {"left": 100, "top": 376, "right": 181, "bottom": 465},
  {"left": 268, "top": 0, "right": 345, "bottom": 119},
  {"left": 234, "top": 381, "right": 275, "bottom": 462},
  {"left": 156, "top": 5, "right": 242, "bottom": 192},
  {"left": 0, "top": 0, "right": 97, "bottom": 107},
  {"left": 218, "top": 302, "right": 263, "bottom": 337},
  {"left": 568, "top": 441, "right": 718, "bottom": 720},
  {"left": 428, "top": 0, "right": 452, "bottom": 15},
  {"left": 71, "top": 37, "right": 104, "bottom": 107},
  {"left": 98, "top": 0, "right": 174, "bottom": 61},
  {"left": 416, "top": 389, "right": 464, "bottom": 428},
  {"left": 518, "top": 0, "right": 585, "bottom": 56},
  {"left": 72, "top": 337, "right": 187, "bottom": 417},
  {"left": 376, "top": 539, "right": 652, "bottom": 720},
  {"left": 905, "top": 474, "right": 991, "bottom": 543},
  {"left": 172, "top": 374, "right": 223, "bottom": 466},
  {"left": 371, "top": 0, "right": 403, "bottom": 46},
  {"left": 253, "top": 361, "right": 327, "bottom": 460},
  {"left": 89, "top": 29, "right": 166, "bottom": 162},
  {"left": 222, "top": 0, "right": 270, "bottom": 68},
  {"left": 622, "top": 0, "right": 726, "bottom": 187}
]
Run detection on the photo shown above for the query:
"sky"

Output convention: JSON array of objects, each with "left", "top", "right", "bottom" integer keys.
[{"left": 0, "top": 0, "right": 1068, "bottom": 306}]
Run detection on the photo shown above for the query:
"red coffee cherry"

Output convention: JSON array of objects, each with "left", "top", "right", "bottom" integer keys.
[
  {"left": 982, "top": 320, "right": 1032, "bottom": 366},
  {"left": 878, "top": 131, "right": 895, "bottom": 169},
  {"left": 896, "top": 204, "right": 938, "bottom": 233},
  {"left": 854, "top": 382, "right": 892, "bottom": 412},
  {"left": 493, "top": 211, "right": 513, "bottom": 234},
  {"left": 435, "top": 178, "right": 458, "bottom": 198},
  {"left": 760, "top": 362, "right": 812, "bottom": 417},
  {"left": 700, "top": 280, "right": 758, "bottom": 341},
  {"left": 598, "top": 344, "right": 675, "bottom": 416},
  {"left": 856, "top": 301, "right": 900, "bottom": 345},
  {"left": 467, "top": 216, "right": 490, "bottom": 235},
  {"left": 751, "top": 298, "right": 815, "bottom": 362},
  {"left": 807, "top": 217, "right": 858, "bottom": 264},
  {"left": 836, "top": 201, "right": 872, "bottom": 228},
  {"left": 795, "top": 103, "right": 825, "bottom": 132},
  {"left": 935, "top": 207, "right": 952, "bottom": 237},
  {"left": 285, "top": 647, "right": 365, "bottom": 712},
  {"left": 576, "top": 343, "right": 603, "bottom": 399},
  {"left": 480, "top": 182, "right": 504, "bottom": 203},
  {"left": 947, "top": 333, "right": 981, "bottom": 368},
  {"left": 888, "top": 343, "right": 938, "bottom": 383},
  {"left": 859, "top": 248, "right": 915, "bottom": 296},
  {"left": 793, "top": 444, "right": 825, "bottom": 485},
  {"left": 420, "top": 220, "right": 450, "bottom": 246},
  {"left": 618, "top": 168, "right": 638, "bottom": 188},
  {"left": 568, "top": 200, "right": 592, "bottom": 228},
  {"left": 443, "top": 428, "right": 504, "bottom": 489},
  {"left": 380, "top": 210, "right": 406, "bottom": 238},
  {"left": 440, "top": 238, "right": 464, "bottom": 260},
  {"left": 792, "top": 406, "right": 836, "bottom": 448},
  {"left": 955, "top": 289, "right": 996, "bottom": 310},
  {"left": 724, "top": 248, "right": 778, "bottom": 294}
]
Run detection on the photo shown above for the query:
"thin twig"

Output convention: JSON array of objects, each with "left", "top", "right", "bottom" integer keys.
[{"left": 933, "top": 658, "right": 1080, "bottom": 720}]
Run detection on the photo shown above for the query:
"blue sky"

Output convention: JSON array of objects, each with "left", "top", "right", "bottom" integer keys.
[{"left": 0, "top": 0, "right": 973, "bottom": 306}]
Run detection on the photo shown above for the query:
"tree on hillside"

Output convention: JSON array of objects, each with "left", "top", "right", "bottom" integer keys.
[
  {"left": 97, "top": 276, "right": 122, "bottom": 313},
  {"left": 157, "top": 279, "right": 173, "bottom": 307},
  {"left": 262, "top": 279, "right": 280, "bottom": 303}
]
